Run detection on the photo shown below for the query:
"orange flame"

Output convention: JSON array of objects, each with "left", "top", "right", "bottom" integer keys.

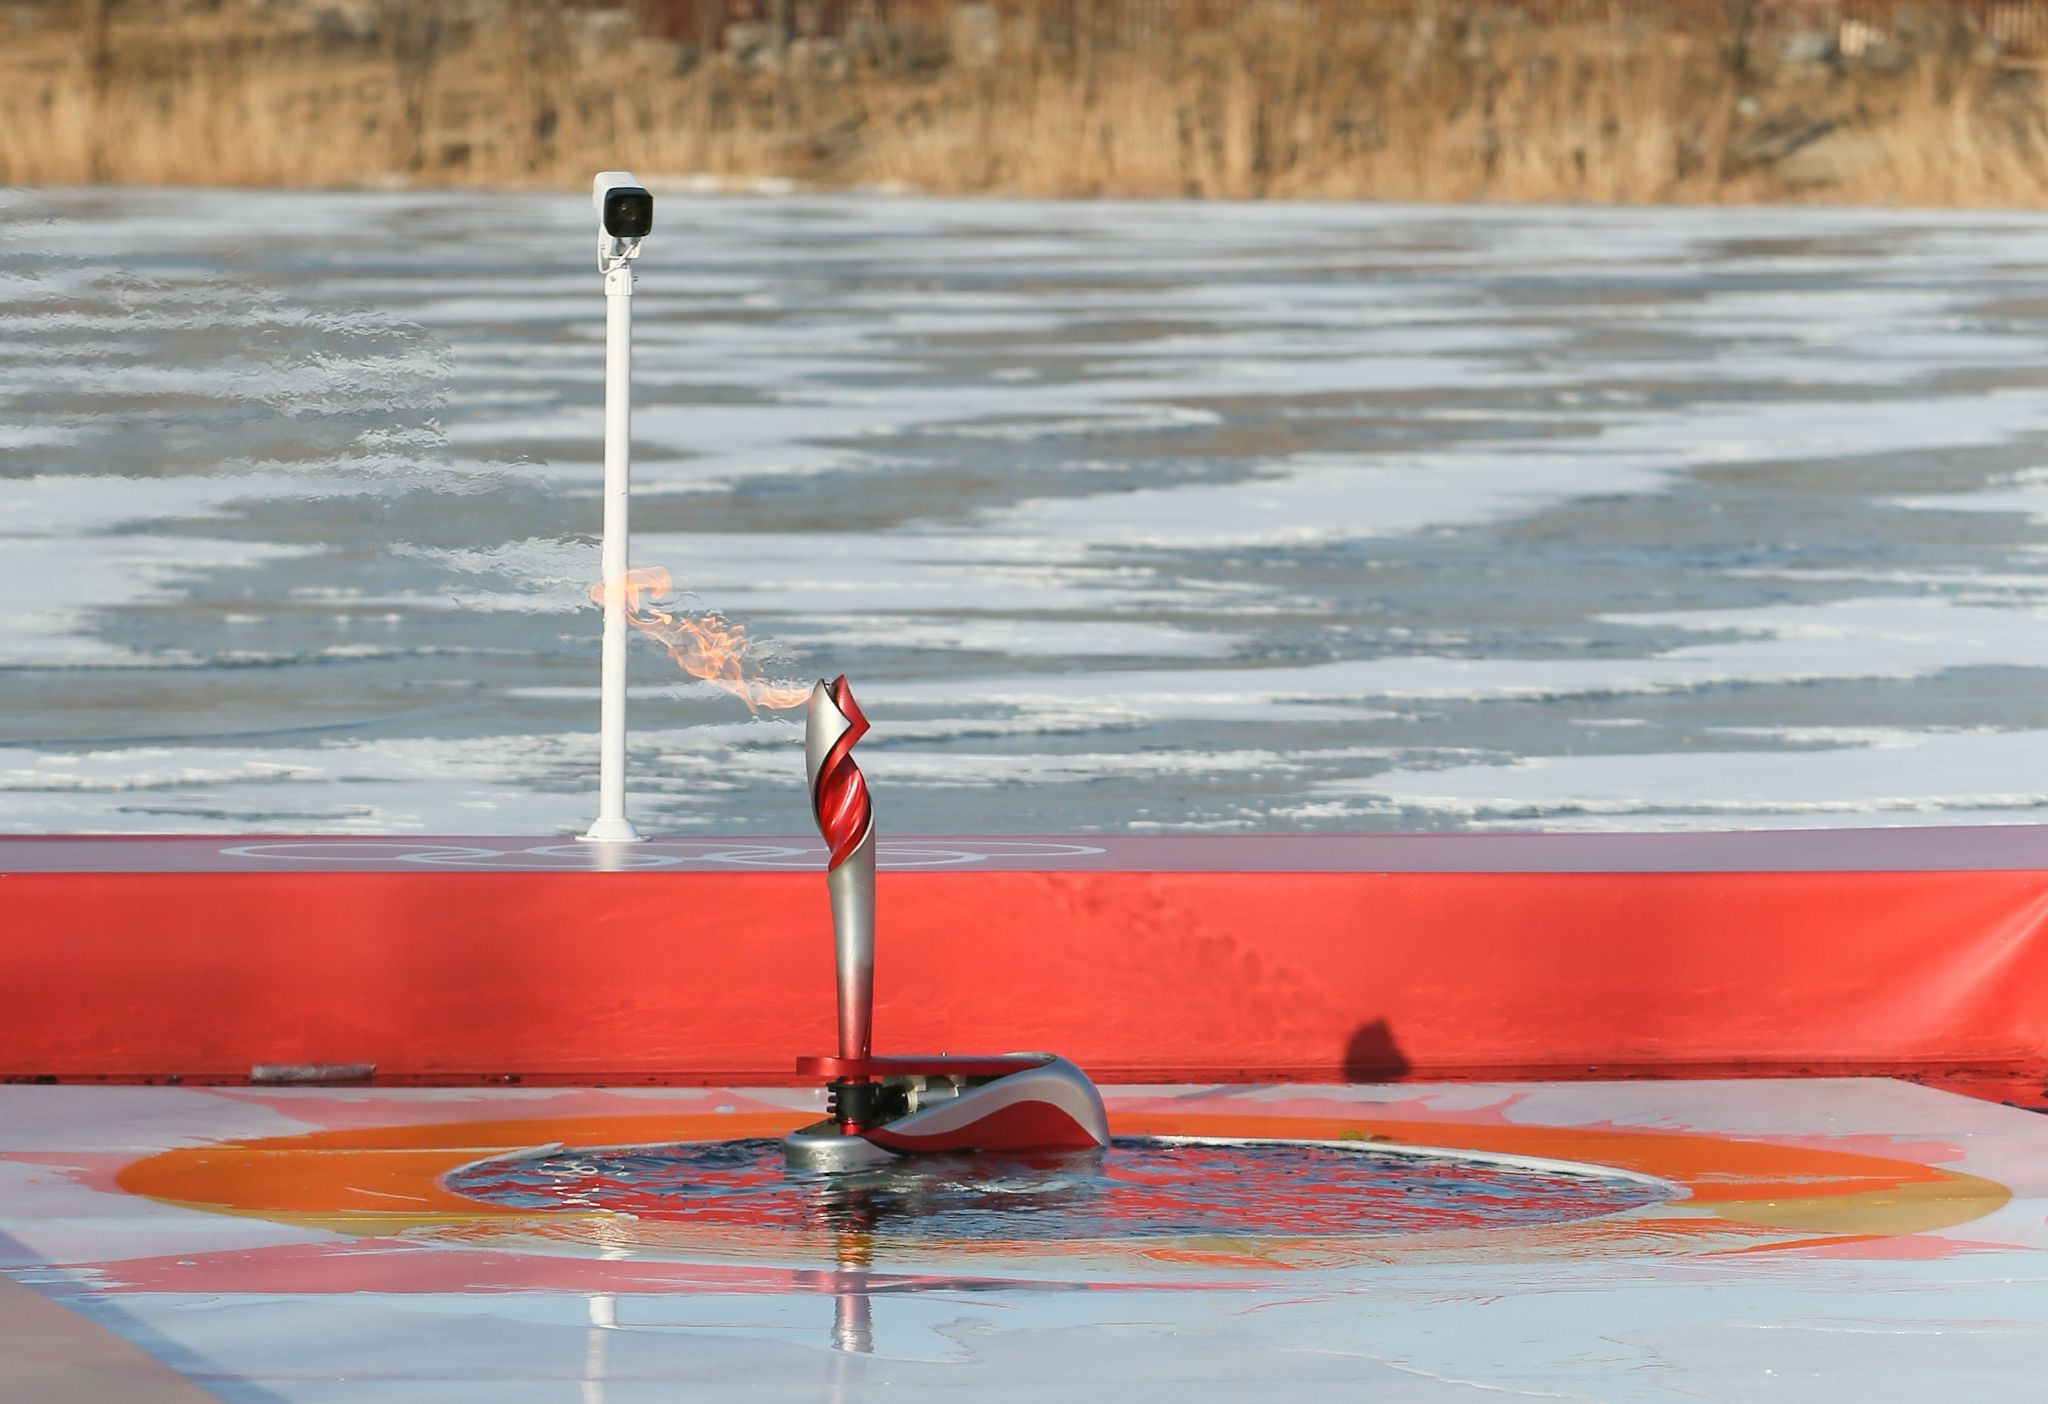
[{"left": 592, "top": 566, "right": 810, "bottom": 712}]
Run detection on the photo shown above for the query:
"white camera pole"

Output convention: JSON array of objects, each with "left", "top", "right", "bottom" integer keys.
[{"left": 583, "top": 171, "right": 654, "bottom": 844}]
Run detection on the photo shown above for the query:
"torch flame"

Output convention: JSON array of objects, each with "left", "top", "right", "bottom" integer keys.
[{"left": 591, "top": 566, "right": 810, "bottom": 712}]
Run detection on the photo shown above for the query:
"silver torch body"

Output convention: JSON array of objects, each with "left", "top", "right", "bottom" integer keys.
[{"left": 806, "top": 677, "right": 875, "bottom": 1067}]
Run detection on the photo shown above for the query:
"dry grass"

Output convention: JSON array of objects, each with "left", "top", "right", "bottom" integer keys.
[{"left": 9, "top": 1, "right": 2048, "bottom": 204}]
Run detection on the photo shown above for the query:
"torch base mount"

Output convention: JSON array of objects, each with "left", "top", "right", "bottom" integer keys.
[
  {"left": 795, "top": 1053, "right": 1053, "bottom": 1081},
  {"left": 780, "top": 1053, "right": 1111, "bottom": 1175},
  {"left": 781, "top": 1124, "right": 901, "bottom": 1174}
]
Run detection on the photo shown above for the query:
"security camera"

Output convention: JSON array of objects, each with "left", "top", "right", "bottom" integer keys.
[{"left": 593, "top": 171, "right": 653, "bottom": 268}]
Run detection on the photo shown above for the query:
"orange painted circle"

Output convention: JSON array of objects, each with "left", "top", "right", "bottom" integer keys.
[{"left": 117, "top": 1108, "right": 2010, "bottom": 1273}]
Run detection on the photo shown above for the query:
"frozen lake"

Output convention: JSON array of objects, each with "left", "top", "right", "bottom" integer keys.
[{"left": 6, "top": 189, "right": 2048, "bottom": 835}]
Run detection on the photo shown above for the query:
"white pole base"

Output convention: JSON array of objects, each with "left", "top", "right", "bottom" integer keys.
[{"left": 578, "top": 818, "right": 645, "bottom": 843}]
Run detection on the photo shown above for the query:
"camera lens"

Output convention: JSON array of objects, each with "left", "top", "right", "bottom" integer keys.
[{"left": 603, "top": 188, "right": 654, "bottom": 239}]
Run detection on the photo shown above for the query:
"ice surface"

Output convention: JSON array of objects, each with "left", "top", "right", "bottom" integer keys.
[
  {"left": 5, "top": 1080, "right": 2047, "bottom": 1401},
  {"left": 8, "top": 191, "right": 2048, "bottom": 833}
]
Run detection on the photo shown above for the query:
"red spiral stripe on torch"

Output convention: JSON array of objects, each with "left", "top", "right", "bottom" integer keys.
[{"left": 811, "top": 675, "right": 873, "bottom": 871}]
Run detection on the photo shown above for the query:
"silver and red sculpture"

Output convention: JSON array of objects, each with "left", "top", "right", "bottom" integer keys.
[{"left": 782, "top": 675, "right": 1110, "bottom": 1173}]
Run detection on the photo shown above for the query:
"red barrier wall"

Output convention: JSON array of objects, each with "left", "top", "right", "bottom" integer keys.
[{"left": 5, "top": 833, "right": 2048, "bottom": 1084}]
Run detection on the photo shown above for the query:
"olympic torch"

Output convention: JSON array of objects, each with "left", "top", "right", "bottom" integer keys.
[
  {"left": 806, "top": 675, "right": 876, "bottom": 1085},
  {"left": 783, "top": 675, "right": 1109, "bottom": 1174}
]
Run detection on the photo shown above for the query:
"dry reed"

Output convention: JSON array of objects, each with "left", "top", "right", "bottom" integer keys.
[{"left": 8, "top": 0, "right": 2048, "bottom": 204}]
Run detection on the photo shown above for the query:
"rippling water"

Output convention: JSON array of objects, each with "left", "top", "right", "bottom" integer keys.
[
  {"left": 6, "top": 189, "right": 2048, "bottom": 834},
  {"left": 445, "top": 1137, "right": 1669, "bottom": 1242}
]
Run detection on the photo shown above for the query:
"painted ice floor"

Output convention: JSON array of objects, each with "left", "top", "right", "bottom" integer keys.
[
  {"left": 11, "top": 193, "right": 2048, "bottom": 833},
  {"left": 3, "top": 1081, "right": 2046, "bottom": 1401}
]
